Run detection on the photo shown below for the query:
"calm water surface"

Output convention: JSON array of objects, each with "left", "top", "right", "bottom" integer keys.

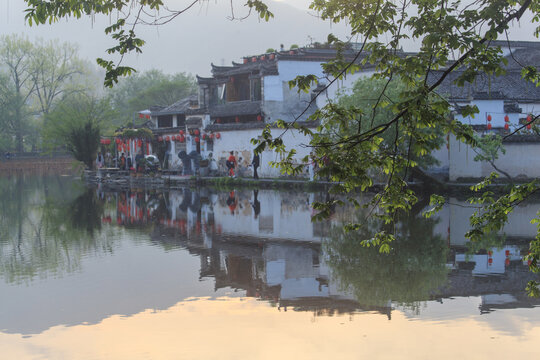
[{"left": 1, "top": 174, "right": 539, "bottom": 359}]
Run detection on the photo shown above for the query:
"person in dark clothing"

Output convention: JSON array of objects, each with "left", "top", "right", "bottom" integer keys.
[
  {"left": 135, "top": 149, "right": 144, "bottom": 172},
  {"left": 126, "top": 152, "right": 133, "bottom": 170},
  {"left": 252, "top": 152, "right": 260, "bottom": 179},
  {"left": 251, "top": 190, "right": 260, "bottom": 219}
]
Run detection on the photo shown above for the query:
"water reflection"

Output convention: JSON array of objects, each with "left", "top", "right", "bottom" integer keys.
[{"left": 1, "top": 176, "right": 539, "bottom": 337}]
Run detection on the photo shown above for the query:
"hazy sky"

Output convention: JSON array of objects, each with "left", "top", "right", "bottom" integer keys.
[{"left": 0, "top": 0, "right": 536, "bottom": 78}]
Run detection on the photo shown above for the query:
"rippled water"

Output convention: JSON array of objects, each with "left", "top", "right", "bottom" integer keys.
[{"left": 1, "top": 174, "right": 539, "bottom": 359}]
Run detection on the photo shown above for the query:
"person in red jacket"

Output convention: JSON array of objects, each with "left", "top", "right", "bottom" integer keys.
[{"left": 226, "top": 151, "right": 237, "bottom": 177}]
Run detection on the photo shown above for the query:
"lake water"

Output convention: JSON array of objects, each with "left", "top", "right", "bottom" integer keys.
[{"left": 1, "top": 174, "right": 539, "bottom": 359}]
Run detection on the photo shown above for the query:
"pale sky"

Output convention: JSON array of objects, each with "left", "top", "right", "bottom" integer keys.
[{"left": 0, "top": 0, "right": 537, "bottom": 78}]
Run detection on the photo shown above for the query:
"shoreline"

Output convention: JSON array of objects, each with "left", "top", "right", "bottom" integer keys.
[{"left": 82, "top": 169, "right": 531, "bottom": 195}]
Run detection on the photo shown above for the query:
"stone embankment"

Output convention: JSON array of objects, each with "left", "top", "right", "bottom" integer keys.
[{"left": 0, "top": 155, "right": 77, "bottom": 174}]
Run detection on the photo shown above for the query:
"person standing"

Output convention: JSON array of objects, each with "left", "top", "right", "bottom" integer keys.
[
  {"left": 96, "top": 152, "right": 104, "bottom": 169},
  {"left": 227, "top": 151, "right": 237, "bottom": 177},
  {"left": 252, "top": 151, "right": 260, "bottom": 179},
  {"left": 119, "top": 153, "right": 126, "bottom": 170},
  {"left": 126, "top": 152, "right": 133, "bottom": 171},
  {"left": 135, "top": 149, "right": 144, "bottom": 172}
]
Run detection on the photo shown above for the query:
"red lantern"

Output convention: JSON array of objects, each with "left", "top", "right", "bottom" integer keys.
[
  {"left": 210, "top": 134, "right": 214, "bottom": 139},
  {"left": 180, "top": 136, "right": 185, "bottom": 143},
  {"left": 158, "top": 136, "right": 163, "bottom": 142},
  {"left": 505, "top": 258, "right": 510, "bottom": 266},
  {"left": 216, "top": 118, "right": 221, "bottom": 124},
  {"left": 243, "top": 58, "right": 248, "bottom": 64},
  {"left": 504, "top": 115, "right": 509, "bottom": 122},
  {"left": 195, "top": 137, "right": 200, "bottom": 143},
  {"left": 100, "top": 139, "right": 104, "bottom": 145},
  {"left": 252, "top": 57, "right": 257, "bottom": 62},
  {"left": 137, "top": 139, "right": 142, "bottom": 147},
  {"left": 488, "top": 258, "right": 493, "bottom": 264},
  {"left": 117, "top": 145, "right": 122, "bottom": 152},
  {"left": 216, "top": 133, "right": 221, "bottom": 139},
  {"left": 269, "top": 54, "right": 275, "bottom": 60},
  {"left": 527, "top": 114, "right": 532, "bottom": 123},
  {"left": 488, "top": 250, "right": 493, "bottom": 256},
  {"left": 487, "top": 114, "right": 492, "bottom": 121},
  {"left": 504, "top": 123, "right": 509, "bottom": 130},
  {"left": 527, "top": 124, "right": 532, "bottom": 130},
  {"left": 260, "top": 55, "right": 265, "bottom": 61},
  {"left": 106, "top": 139, "right": 111, "bottom": 145},
  {"left": 235, "top": 116, "right": 240, "bottom": 123},
  {"left": 145, "top": 114, "right": 150, "bottom": 119},
  {"left": 179, "top": 130, "right": 184, "bottom": 136},
  {"left": 289, "top": 50, "right": 295, "bottom": 55},
  {"left": 505, "top": 250, "right": 510, "bottom": 256},
  {"left": 487, "top": 123, "right": 492, "bottom": 130},
  {"left": 202, "top": 134, "right": 207, "bottom": 140},
  {"left": 139, "top": 113, "right": 144, "bottom": 118},
  {"left": 165, "top": 136, "right": 170, "bottom": 141},
  {"left": 116, "top": 138, "right": 121, "bottom": 145},
  {"left": 257, "top": 115, "right": 262, "bottom": 122}
]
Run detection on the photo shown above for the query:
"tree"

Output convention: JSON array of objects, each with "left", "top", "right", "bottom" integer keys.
[
  {"left": 30, "top": 40, "right": 88, "bottom": 117},
  {"left": 43, "top": 95, "right": 115, "bottom": 169},
  {"left": 0, "top": 35, "right": 93, "bottom": 152},
  {"left": 0, "top": 35, "right": 36, "bottom": 152},
  {"left": 109, "top": 70, "right": 197, "bottom": 126}
]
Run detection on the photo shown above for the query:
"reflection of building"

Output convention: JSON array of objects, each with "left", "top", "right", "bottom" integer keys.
[{"left": 102, "top": 186, "right": 540, "bottom": 315}]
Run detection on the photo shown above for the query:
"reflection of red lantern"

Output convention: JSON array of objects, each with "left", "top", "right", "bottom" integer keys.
[
  {"left": 158, "top": 136, "right": 163, "bottom": 142},
  {"left": 216, "top": 133, "right": 221, "bottom": 139},
  {"left": 195, "top": 137, "right": 200, "bottom": 143},
  {"left": 488, "top": 258, "right": 493, "bottom": 264},
  {"left": 216, "top": 118, "right": 221, "bottom": 124},
  {"left": 488, "top": 250, "right": 493, "bottom": 256},
  {"left": 194, "top": 129, "right": 200, "bottom": 136},
  {"left": 487, "top": 114, "right": 492, "bottom": 121},
  {"left": 505, "top": 250, "right": 510, "bottom": 256},
  {"left": 505, "top": 258, "right": 510, "bottom": 266},
  {"left": 487, "top": 123, "right": 492, "bottom": 130},
  {"left": 504, "top": 123, "right": 510, "bottom": 130},
  {"left": 257, "top": 115, "right": 262, "bottom": 121},
  {"left": 504, "top": 115, "right": 509, "bottom": 122}
]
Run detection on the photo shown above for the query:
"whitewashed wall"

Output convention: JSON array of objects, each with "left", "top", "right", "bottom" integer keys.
[
  {"left": 449, "top": 135, "right": 540, "bottom": 180},
  {"left": 210, "top": 127, "right": 312, "bottom": 178}
]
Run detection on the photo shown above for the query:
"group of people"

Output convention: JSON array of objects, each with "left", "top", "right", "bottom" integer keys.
[
  {"left": 226, "top": 151, "right": 260, "bottom": 179},
  {"left": 96, "top": 150, "right": 146, "bottom": 172}
]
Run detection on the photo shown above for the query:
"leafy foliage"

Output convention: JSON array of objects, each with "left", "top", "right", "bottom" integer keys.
[{"left": 43, "top": 95, "right": 116, "bottom": 168}]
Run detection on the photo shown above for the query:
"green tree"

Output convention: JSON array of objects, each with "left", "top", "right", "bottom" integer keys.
[
  {"left": 0, "top": 35, "right": 35, "bottom": 152},
  {"left": 43, "top": 95, "right": 115, "bottom": 169},
  {"left": 109, "top": 70, "right": 197, "bottom": 126}
]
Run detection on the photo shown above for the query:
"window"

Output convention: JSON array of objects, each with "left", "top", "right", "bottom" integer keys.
[{"left": 158, "top": 115, "right": 173, "bottom": 128}]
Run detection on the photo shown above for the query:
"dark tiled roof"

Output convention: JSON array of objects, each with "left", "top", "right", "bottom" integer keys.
[
  {"left": 431, "top": 42, "right": 540, "bottom": 102},
  {"left": 210, "top": 61, "right": 278, "bottom": 77},
  {"left": 205, "top": 119, "right": 319, "bottom": 132},
  {"left": 208, "top": 101, "right": 262, "bottom": 117},
  {"left": 153, "top": 95, "right": 198, "bottom": 116}
]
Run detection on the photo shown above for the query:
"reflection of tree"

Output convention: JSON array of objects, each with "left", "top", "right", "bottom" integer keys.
[
  {"left": 0, "top": 175, "right": 115, "bottom": 284},
  {"left": 324, "top": 213, "right": 448, "bottom": 307}
]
